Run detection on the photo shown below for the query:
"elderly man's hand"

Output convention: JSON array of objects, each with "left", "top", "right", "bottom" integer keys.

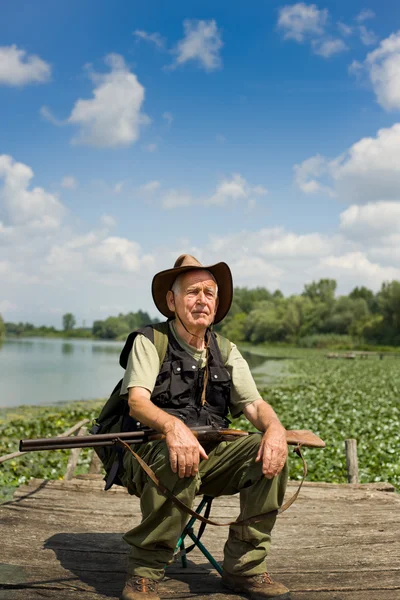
[
  {"left": 256, "top": 420, "right": 288, "bottom": 479},
  {"left": 164, "top": 419, "right": 208, "bottom": 478}
]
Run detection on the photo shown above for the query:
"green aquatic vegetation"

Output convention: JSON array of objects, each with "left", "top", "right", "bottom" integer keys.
[
  {"left": 1, "top": 354, "right": 399, "bottom": 502},
  {"left": 234, "top": 356, "right": 400, "bottom": 488},
  {"left": 0, "top": 402, "right": 104, "bottom": 501}
]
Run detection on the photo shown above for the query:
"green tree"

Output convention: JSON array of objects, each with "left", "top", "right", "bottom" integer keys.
[
  {"left": 323, "top": 297, "right": 369, "bottom": 335},
  {"left": 62, "top": 313, "right": 76, "bottom": 332},
  {"left": 0, "top": 314, "right": 5, "bottom": 339},
  {"left": 220, "top": 312, "right": 247, "bottom": 342},
  {"left": 245, "top": 302, "right": 286, "bottom": 343},
  {"left": 376, "top": 281, "right": 400, "bottom": 344},
  {"left": 92, "top": 316, "right": 130, "bottom": 339},
  {"left": 233, "top": 287, "right": 272, "bottom": 314},
  {"left": 303, "top": 279, "right": 337, "bottom": 305},
  {"left": 349, "top": 286, "right": 379, "bottom": 313}
]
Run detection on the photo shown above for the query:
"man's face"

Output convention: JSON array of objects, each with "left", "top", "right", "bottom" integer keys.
[{"left": 167, "top": 270, "right": 218, "bottom": 330}]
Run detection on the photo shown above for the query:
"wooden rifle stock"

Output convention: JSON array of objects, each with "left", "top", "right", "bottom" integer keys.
[{"left": 19, "top": 426, "right": 325, "bottom": 453}]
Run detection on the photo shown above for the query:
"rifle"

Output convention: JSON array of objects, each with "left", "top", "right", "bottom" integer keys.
[
  {"left": 19, "top": 426, "right": 325, "bottom": 453},
  {"left": 19, "top": 426, "right": 325, "bottom": 526}
]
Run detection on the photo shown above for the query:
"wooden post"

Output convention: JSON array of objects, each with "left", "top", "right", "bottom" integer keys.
[
  {"left": 345, "top": 438, "right": 359, "bottom": 484},
  {"left": 64, "top": 426, "right": 88, "bottom": 481},
  {"left": 88, "top": 450, "right": 103, "bottom": 474}
]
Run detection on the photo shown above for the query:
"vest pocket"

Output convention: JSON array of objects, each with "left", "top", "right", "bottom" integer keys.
[
  {"left": 152, "top": 360, "right": 172, "bottom": 404},
  {"left": 208, "top": 365, "right": 230, "bottom": 383}
]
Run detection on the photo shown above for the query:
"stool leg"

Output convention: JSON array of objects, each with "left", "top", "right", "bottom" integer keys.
[
  {"left": 187, "top": 528, "right": 223, "bottom": 575},
  {"left": 180, "top": 538, "right": 188, "bottom": 569}
]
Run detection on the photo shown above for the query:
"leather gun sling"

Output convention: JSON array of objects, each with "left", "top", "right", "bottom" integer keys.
[{"left": 116, "top": 439, "right": 307, "bottom": 526}]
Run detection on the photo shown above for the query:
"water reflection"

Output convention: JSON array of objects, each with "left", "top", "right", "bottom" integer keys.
[
  {"left": 91, "top": 344, "right": 121, "bottom": 354},
  {"left": 62, "top": 342, "right": 74, "bottom": 355}
]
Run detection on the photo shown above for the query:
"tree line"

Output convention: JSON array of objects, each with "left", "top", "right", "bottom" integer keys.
[
  {"left": 216, "top": 279, "right": 400, "bottom": 347},
  {"left": 2, "top": 310, "right": 156, "bottom": 341},
  {"left": 2, "top": 278, "right": 400, "bottom": 347}
]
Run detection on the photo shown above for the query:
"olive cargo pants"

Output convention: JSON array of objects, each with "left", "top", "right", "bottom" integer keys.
[{"left": 120, "top": 433, "right": 288, "bottom": 581}]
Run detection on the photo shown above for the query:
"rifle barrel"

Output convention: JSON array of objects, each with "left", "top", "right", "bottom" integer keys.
[
  {"left": 18, "top": 426, "right": 237, "bottom": 453},
  {"left": 19, "top": 427, "right": 325, "bottom": 453}
]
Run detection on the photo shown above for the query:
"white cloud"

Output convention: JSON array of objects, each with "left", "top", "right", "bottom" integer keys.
[
  {"left": 358, "top": 25, "right": 378, "bottom": 46},
  {"left": 340, "top": 201, "right": 400, "bottom": 239},
  {"left": 252, "top": 185, "right": 268, "bottom": 196},
  {"left": 294, "top": 154, "right": 335, "bottom": 195},
  {"left": 144, "top": 143, "right": 158, "bottom": 152},
  {"left": 0, "top": 300, "right": 17, "bottom": 313},
  {"left": 319, "top": 252, "right": 400, "bottom": 286},
  {"left": 208, "top": 174, "right": 268, "bottom": 206},
  {"left": 133, "top": 30, "right": 165, "bottom": 49},
  {"left": 0, "top": 154, "right": 65, "bottom": 231},
  {"left": 0, "top": 45, "right": 51, "bottom": 86},
  {"left": 88, "top": 237, "right": 147, "bottom": 272},
  {"left": 277, "top": 4, "right": 350, "bottom": 59},
  {"left": 43, "top": 234, "right": 155, "bottom": 278},
  {"left": 277, "top": 3, "right": 328, "bottom": 42},
  {"left": 159, "top": 174, "right": 267, "bottom": 210},
  {"left": 259, "top": 230, "right": 334, "bottom": 258},
  {"left": 0, "top": 221, "right": 15, "bottom": 245},
  {"left": 216, "top": 134, "right": 226, "bottom": 143},
  {"left": 61, "top": 175, "right": 78, "bottom": 190},
  {"left": 2, "top": 208, "right": 400, "bottom": 324},
  {"left": 295, "top": 123, "right": 400, "bottom": 203},
  {"left": 209, "top": 174, "right": 248, "bottom": 205},
  {"left": 162, "top": 111, "right": 173, "bottom": 126},
  {"left": 311, "top": 37, "right": 348, "bottom": 57},
  {"left": 67, "top": 54, "right": 150, "bottom": 147},
  {"left": 337, "top": 22, "right": 353, "bottom": 37},
  {"left": 355, "top": 9, "right": 375, "bottom": 23},
  {"left": 40, "top": 105, "right": 64, "bottom": 126},
  {"left": 114, "top": 182, "right": 124, "bottom": 194},
  {"left": 171, "top": 19, "right": 223, "bottom": 71},
  {"left": 101, "top": 214, "right": 117, "bottom": 228},
  {"left": 355, "top": 31, "right": 400, "bottom": 111},
  {"left": 207, "top": 226, "right": 400, "bottom": 294},
  {"left": 139, "top": 180, "right": 161, "bottom": 193},
  {"left": 162, "top": 190, "right": 193, "bottom": 209}
]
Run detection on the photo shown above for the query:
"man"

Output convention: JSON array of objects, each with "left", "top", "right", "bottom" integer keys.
[{"left": 117, "top": 254, "right": 290, "bottom": 600}]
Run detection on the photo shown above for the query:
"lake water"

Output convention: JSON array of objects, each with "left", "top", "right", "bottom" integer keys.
[
  {"left": 0, "top": 337, "right": 125, "bottom": 408},
  {"left": 0, "top": 337, "right": 274, "bottom": 408}
]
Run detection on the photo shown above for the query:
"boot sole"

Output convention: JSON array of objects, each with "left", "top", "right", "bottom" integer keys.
[{"left": 221, "top": 579, "right": 291, "bottom": 600}]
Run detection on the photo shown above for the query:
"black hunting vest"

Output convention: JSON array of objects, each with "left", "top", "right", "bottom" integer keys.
[
  {"left": 120, "top": 323, "right": 232, "bottom": 429},
  {"left": 93, "top": 321, "right": 232, "bottom": 489}
]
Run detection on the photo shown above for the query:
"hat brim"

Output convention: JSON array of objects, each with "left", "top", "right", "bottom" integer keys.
[{"left": 152, "top": 262, "right": 233, "bottom": 325}]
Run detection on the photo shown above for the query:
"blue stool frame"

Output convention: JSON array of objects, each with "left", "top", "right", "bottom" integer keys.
[{"left": 174, "top": 495, "right": 223, "bottom": 575}]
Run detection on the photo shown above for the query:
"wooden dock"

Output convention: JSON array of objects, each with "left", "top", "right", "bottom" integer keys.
[{"left": 0, "top": 475, "right": 399, "bottom": 600}]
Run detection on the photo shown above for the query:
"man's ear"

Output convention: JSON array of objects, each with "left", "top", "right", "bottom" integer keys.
[{"left": 166, "top": 290, "right": 175, "bottom": 312}]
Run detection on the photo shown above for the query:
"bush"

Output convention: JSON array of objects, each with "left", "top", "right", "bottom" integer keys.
[{"left": 298, "top": 334, "right": 354, "bottom": 349}]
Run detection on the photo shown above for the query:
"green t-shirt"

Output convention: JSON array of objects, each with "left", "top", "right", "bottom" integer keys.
[{"left": 120, "top": 320, "right": 261, "bottom": 418}]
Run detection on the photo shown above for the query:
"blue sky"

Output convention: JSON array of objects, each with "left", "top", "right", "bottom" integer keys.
[{"left": 1, "top": 0, "right": 400, "bottom": 326}]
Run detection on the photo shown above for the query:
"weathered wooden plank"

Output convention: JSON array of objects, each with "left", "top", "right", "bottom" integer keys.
[{"left": 1, "top": 476, "right": 399, "bottom": 600}]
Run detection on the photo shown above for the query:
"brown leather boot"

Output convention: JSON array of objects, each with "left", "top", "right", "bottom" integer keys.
[
  {"left": 221, "top": 569, "right": 291, "bottom": 599},
  {"left": 120, "top": 576, "right": 160, "bottom": 600}
]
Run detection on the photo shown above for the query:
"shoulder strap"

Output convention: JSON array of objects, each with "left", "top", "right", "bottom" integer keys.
[
  {"left": 214, "top": 332, "right": 231, "bottom": 365},
  {"left": 120, "top": 321, "right": 169, "bottom": 369},
  {"left": 151, "top": 321, "right": 170, "bottom": 367}
]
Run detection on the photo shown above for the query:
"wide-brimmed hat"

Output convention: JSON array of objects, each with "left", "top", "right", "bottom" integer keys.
[{"left": 152, "top": 254, "right": 233, "bottom": 324}]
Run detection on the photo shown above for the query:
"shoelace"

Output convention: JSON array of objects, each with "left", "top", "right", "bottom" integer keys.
[
  {"left": 131, "top": 577, "right": 158, "bottom": 593},
  {"left": 257, "top": 573, "right": 273, "bottom": 585}
]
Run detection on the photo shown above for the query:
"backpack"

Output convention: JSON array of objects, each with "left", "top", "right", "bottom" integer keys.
[{"left": 91, "top": 322, "right": 231, "bottom": 489}]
